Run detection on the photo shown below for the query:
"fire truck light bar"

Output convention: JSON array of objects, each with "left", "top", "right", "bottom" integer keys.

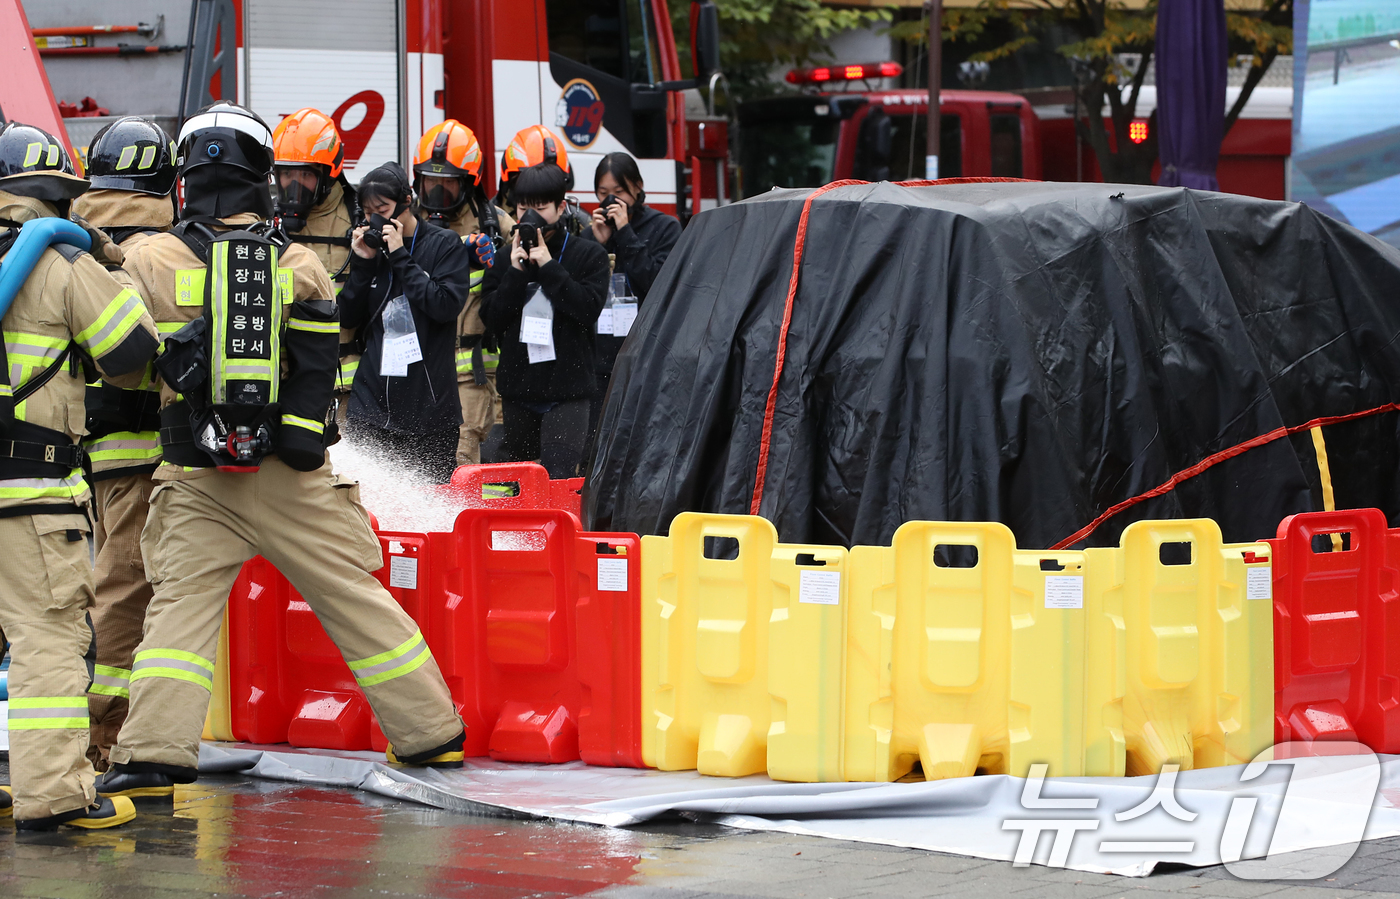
[{"left": 786, "top": 61, "right": 904, "bottom": 84}]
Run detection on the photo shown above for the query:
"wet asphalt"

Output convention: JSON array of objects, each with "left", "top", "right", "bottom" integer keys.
[{"left": 11, "top": 755, "right": 1400, "bottom": 898}]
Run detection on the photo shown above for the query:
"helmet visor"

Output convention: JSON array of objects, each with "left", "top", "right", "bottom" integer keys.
[{"left": 417, "top": 173, "right": 467, "bottom": 215}]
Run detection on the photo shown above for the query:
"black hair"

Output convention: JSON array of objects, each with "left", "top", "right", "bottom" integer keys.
[
  {"left": 513, "top": 162, "right": 568, "bottom": 207},
  {"left": 358, "top": 161, "right": 412, "bottom": 208},
  {"left": 594, "top": 152, "right": 645, "bottom": 206}
]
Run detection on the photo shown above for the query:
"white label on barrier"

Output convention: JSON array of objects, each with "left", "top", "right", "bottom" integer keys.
[
  {"left": 1247, "top": 566, "right": 1272, "bottom": 600},
  {"left": 389, "top": 555, "right": 418, "bottom": 589},
  {"left": 799, "top": 570, "right": 841, "bottom": 605},
  {"left": 597, "top": 557, "right": 628, "bottom": 592},
  {"left": 1044, "top": 575, "right": 1084, "bottom": 609}
]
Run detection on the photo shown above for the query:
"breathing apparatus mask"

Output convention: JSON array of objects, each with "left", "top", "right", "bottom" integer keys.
[{"left": 274, "top": 163, "right": 332, "bottom": 233}]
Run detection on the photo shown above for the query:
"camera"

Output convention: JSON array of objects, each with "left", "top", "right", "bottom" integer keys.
[
  {"left": 513, "top": 208, "right": 548, "bottom": 254},
  {"left": 362, "top": 213, "right": 390, "bottom": 251}
]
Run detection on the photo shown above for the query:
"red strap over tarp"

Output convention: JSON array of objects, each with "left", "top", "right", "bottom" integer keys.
[
  {"left": 1050, "top": 403, "right": 1400, "bottom": 549},
  {"left": 748, "top": 177, "right": 1037, "bottom": 516}
]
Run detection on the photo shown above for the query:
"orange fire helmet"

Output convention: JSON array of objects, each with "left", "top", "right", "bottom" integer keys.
[
  {"left": 271, "top": 108, "right": 344, "bottom": 230},
  {"left": 499, "top": 125, "right": 574, "bottom": 197},
  {"left": 272, "top": 108, "right": 344, "bottom": 177},
  {"left": 413, "top": 120, "right": 484, "bottom": 218}
]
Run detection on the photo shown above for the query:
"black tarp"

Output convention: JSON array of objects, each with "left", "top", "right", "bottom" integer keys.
[{"left": 583, "top": 181, "right": 1400, "bottom": 549}]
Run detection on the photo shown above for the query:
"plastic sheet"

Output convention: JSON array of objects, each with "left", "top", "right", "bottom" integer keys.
[
  {"left": 199, "top": 741, "right": 1400, "bottom": 877},
  {"left": 585, "top": 182, "right": 1400, "bottom": 549}
]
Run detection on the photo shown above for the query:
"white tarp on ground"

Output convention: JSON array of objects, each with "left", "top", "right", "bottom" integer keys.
[{"left": 199, "top": 743, "right": 1400, "bottom": 877}]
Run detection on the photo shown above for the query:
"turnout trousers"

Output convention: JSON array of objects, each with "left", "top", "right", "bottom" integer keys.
[
  {"left": 88, "top": 472, "right": 156, "bottom": 768},
  {"left": 109, "top": 458, "right": 464, "bottom": 771},
  {"left": 0, "top": 512, "right": 99, "bottom": 821},
  {"left": 456, "top": 374, "right": 499, "bottom": 467}
]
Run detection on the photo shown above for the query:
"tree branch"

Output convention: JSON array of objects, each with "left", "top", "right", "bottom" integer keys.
[{"left": 1224, "top": 50, "right": 1276, "bottom": 136}]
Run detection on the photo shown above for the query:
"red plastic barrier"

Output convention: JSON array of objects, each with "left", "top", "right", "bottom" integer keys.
[
  {"left": 437, "top": 462, "right": 584, "bottom": 519},
  {"left": 435, "top": 508, "right": 643, "bottom": 766},
  {"left": 1269, "top": 509, "right": 1400, "bottom": 750},
  {"left": 223, "top": 509, "right": 642, "bottom": 766},
  {"left": 226, "top": 557, "right": 378, "bottom": 749}
]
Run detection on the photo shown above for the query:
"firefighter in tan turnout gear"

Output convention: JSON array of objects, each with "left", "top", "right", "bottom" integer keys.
[
  {"left": 69, "top": 117, "right": 178, "bottom": 770},
  {"left": 411, "top": 120, "right": 514, "bottom": 465},
  {"left": 271, "top": 108, "right": 361, "bottom": 414},
  {"left": 0, "top": 122, "right": 159, "bottom": 830},
  {"left": 96, "top": 103, "right": 466, "bottom": 802}
]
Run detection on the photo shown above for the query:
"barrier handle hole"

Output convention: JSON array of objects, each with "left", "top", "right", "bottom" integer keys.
[
  {"left": 482, "top": 481, "right": 521, "bottom": 499},
  {"left": 1311, "top": 532, "right": 1354, "bottom": 553},
  {"left": 596, "top": 542, "right": 620, "bottom": 555},
  {"left": 490, "top": 530, "right": 547, "bottom": 551},
  {"left": 794, "top": 552, "right": 826, "bottom": 567},
  {"left": 1040, "top": 558, "right": 1066, "bottom": 571},
  {"left": 1159, "top": 541, "right": 1193, "bottom": 566},
  {"left": 934, "top": 544, "right": 979, "bottom": 569},
  {"left": 703, "top": 536, "right": 740, "bottom": 561}
]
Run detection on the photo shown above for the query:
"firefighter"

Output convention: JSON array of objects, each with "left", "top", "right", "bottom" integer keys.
[
  {"left": 411, "top": 120, "right": 515, "bottom": 466},
  {"left": 95, "top": 103, "right": 466, "bottom": 802},
  {"left": 0, "top": 121, "right": 160, "bottom": 830},
  {"left": 70, "top": 116, "right": 178, "bottom": 771},
  {"left": 271, "top": 108, "right": 361, "bottom": 417},
  {"left": 495, "top": 125, "right": 591, "bottom": 237}
]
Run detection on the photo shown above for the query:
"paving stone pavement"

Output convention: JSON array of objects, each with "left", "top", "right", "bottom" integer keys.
[{"left": 6, "top": 754, "right": 1400, "bottom": 898}]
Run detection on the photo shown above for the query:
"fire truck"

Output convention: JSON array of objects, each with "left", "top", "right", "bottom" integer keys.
[
  {"left": 739, "top": 63, "right": 1291, "bottom": 200},
  {"left": 6, "top": 0, "right": 728, "bottom": 219}
]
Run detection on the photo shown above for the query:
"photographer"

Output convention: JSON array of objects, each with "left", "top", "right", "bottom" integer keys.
[
  {"left": 480, "top": 162, "right": 609, "bottom": 478},
  {"left": 588, "top": 152, "right": 681, "bottom": 440},
  {"left": 339, "top": 162, "right": 473, "bottom": 482}
]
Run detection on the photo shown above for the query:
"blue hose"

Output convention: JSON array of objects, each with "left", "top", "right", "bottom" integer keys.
[{"left": 0, "top": 218, "right": 93, "bottom": 324}]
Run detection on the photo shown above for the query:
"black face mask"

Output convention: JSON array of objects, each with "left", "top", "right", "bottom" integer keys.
[
  {"left": 181, "top": 166, "right": 274, "bottom": 220},
  {"left": 274, "top": 168, "right": 327, "bottom": 232}
]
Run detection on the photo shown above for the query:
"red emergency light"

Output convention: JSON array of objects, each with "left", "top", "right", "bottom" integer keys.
[
  {"left": 1129, "top": 119, "right": 1149, "bottom": 144},
  {"left": 786, "top": 61, "right": 903, "bottom": 84}
]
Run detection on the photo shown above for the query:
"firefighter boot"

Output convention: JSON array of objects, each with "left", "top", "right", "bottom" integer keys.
[
  {"left": 15, "top": 796, "right": 136, "bottom": 831},
  {"left": 386, "top": 730, "right": 466, "bottom": 769},
  {"left": 1, "top": 785, "right": 12, "bottom": 819},
  {"left": 95, "top": 761, "right": 194, "bottom": 800}
]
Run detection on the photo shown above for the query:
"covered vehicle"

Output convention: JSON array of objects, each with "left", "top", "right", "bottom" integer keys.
[{"left": 584, "top": 180, "right": 1400, "bottom": 549}]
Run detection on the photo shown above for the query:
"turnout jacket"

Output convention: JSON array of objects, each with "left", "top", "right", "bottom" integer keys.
[
  {"left": 0, "top": 191, "right": 159, "bottom": 512},
  {"left": 438, "top": 203, "right": 516, "bottom": 384},
  {"left": 71, "top": 188, "right": 174, "bottom": 478},
  {"left": 479, "top": 226, "right": 610, "bottom": 403},
  {"left": 338, "top": 218, "right": 472, "bottom": 432}
]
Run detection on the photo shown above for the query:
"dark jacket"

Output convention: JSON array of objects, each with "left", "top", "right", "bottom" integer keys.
[
  {"left": 339, "top": 218, "right": 472, "bottom": 432},
  {"left": 597, "top": 203, "right": 681, "bottom": 372},
  {"left": 480, "top": 226, "right": 610, "bottom": 403}
]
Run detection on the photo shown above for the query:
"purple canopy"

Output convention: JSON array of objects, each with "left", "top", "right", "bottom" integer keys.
[{"left": 1155, "top": 0, "right": 1228, "bottom": 190}]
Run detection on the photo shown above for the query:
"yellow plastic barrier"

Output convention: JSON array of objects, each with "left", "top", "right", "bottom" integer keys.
[
  {"left": 202, "top": 607, "right": 235, "bottom": 742},
  {"left": 1086, "top": 518, "right": 1274, "bottom": 775},
  {"left": 640, "top": 512, "right": 848, "bottom": 779},
  {"left": 845, "top": 522, "right": 1116, "bottom": 782}
]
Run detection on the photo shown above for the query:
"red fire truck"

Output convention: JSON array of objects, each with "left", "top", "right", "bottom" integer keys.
[
  {"left": 4, "top": 0, "right": 728, "bottom": 218},
  {"left": 170, "top": 0, "right": 725, "bottom": 218},
  {"left": 739, "top": 64, "right": 1290, "bottom": 200}
]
